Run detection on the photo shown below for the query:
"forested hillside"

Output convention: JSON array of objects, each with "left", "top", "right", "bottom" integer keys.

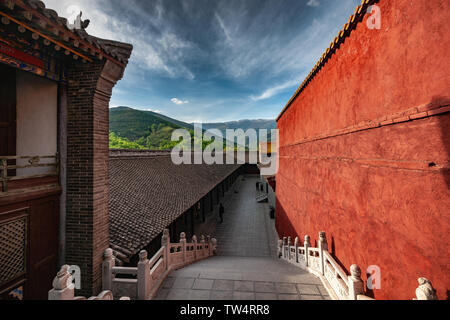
[{"left": 109, "top": 106, "right": 275, "bottom": 150}]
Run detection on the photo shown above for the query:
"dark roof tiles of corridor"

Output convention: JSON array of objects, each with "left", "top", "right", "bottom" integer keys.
[{"left": 109, "top": 150, "right": 242, "bottom": 258}]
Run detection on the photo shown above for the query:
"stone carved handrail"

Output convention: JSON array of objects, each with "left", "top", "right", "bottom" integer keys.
[
  {"left": 112, "top": 267, "right": 138, "bottom": 275},
  {"left": 278, "top": 232, "right": 367, "bottom": 300},
  {"left": 48, "top": 265, "right": 127, "bottom": 300},
  {"left": 103, "top": 229, "right": 217, "bottom": 300},
  {"left": 278, "top": 231, "right": 439, "bottom": 300}
]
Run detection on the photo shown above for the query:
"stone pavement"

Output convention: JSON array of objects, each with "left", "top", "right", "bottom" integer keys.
[
  {"left": 155, "top": 256, "right": 329, "bottom": 300},
  {"left": 214, "top": 175, "right": 279, "bottom": 257},
  {"left": 155, "top": 175, "right": 329, "bottom": 300}
]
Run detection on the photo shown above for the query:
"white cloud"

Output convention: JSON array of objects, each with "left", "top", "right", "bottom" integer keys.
[
  {"left": 142, "top": 108, "right": 162, "bottom": 113},
  {"left": 307, "top": 0, "right": 320, "bottom": 7},
  {"left": 43, "top": 0, "right": 196, "bottom": 80},
  {"left": 251, "top": 79, "right": 299, "bottom": 101},
  {"left": 171, "top": 98, "right": 189, "bottom": 105}
]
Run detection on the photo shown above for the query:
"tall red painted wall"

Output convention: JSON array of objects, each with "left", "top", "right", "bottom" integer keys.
[{"left": 276, "top": 0, "right": 450, "bottom": 300}]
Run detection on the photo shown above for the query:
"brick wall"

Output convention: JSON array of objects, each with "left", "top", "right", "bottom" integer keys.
[
  {"left": 276, "top": 0, "right": 450, "bottom": 300},
  {"left": 66, "top": 60, "right": 124, "bottom": 296}
]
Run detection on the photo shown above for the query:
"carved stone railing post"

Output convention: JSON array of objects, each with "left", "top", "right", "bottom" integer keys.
[
  {"left": 283, "top": 237, "right": 287, "bottom": 259},
  {"left": 414, "top": 278, "right": 438, "bottom": 300},
  {"left": 137, "top": 250, "right": 149, "bottom": 300},
  {"left": 161, "top": 229, "right": 170, "bottom": 270},
  {"left": 48, "top": 265, "right": 75, "bottom": 300},
  {"left": 207, "top": 235, "right": 212, "bottom": 256},
  {"left": 304, "top": 235, "right": 311, "bottom": 267},
  {"left": 318, "top": 231, "right": 328, "bottom": 276},
  {"left": 180, "top": 232, "right": 187, "bottom": 263},
  {"left": 200, "top": 235, "right": 206, "bottom": 256},
  {"left": 211, "top": 238, "right": 217, "bottom": 256},
  {"left": 192, "top": 235, "right": 198, "bottom": 260},
  {"left": 287, "top": 237, "right": 292, "bottom": 261},
  {"left": 348, "top": 265, "right": 364, "bottom": 300},
  {"left": 294, "top": 237, "right": 299, "bottom": 263},
  {"left": 102, "top": 248, "right": 115, "bottom": 291},
  {"left": 277, "top": 239, "right": 283, "bottom": 258}
]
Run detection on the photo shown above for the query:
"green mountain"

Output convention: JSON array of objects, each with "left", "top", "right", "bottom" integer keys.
[
  {"left": 110, "top": 107, "right": 188, "bottom": 150},
  {"left": 194, "top": 120, "right": 277, "bottom": 143},
  {"left": 109, "top": 106, "right": 276, "bottom": 150}
]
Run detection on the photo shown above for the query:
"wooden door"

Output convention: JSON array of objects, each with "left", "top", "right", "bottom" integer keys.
[{"left": 26, "top": 196, "right": 59, "bottom": 300}]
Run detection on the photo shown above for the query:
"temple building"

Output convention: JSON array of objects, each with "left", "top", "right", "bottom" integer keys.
[
  {"left": 0, "top": 0, "right": 132, "bottom": 299},
  {"left": 275, "top": 0, "right": 449, "bottom": 299}
]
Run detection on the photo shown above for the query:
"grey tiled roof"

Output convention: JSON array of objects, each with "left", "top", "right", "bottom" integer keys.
[
  {"left": 2, "top": 0, "right": 133, "bottom": 64},
  {"left": 109, "top": 151, "right": 242, "bottom": 258}
]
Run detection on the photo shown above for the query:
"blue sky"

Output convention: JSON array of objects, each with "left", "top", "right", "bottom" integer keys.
[{"left": 46, "top": 0, "right": 361, "bottom": 123}]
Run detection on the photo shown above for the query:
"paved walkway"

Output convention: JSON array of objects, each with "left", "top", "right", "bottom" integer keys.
[
  {"left": 155, "top": 256, "right": 329, "bottom": 300},
  {"left": 215, "top": 175, "right": 278, "bottom": 257},
  {"left": 155, "top": 175, "right": 329, "bottom": 300}
]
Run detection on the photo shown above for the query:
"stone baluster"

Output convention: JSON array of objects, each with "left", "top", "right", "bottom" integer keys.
[
  {"left": 161, "top": 229, "right": 170, "bottom": 270},
  {"left": 192, "top": 235, "right": 198, "bottom": 260},
  {"left": 200, "top": 235, "right": 206, "bottom": 256},
  {"left": 414, "top": 278, "right": 438, "bottom": 300},
  {"left": 206, "top": 235, "right": 212, "bottom": 256},
  {"left": 294, "top": 237, "right": 299, "bottom": 263},
  {"left": 180, "top": 232, "right": 187, "bottom": 263},
  {"left": 283, "top": 237, "right": 287, "bottom": 259},
  {"left": 287, "top": 237, "right": 292, "bottom": 261},
  {"left": 304, "top": 235, "right": 311, "bottom": 267},
  {"left": 277, "top": 239, "right": 283, "bottom": 258},
  {"left": 137, "top": 250, "right": 149, "bottom": 300},
  {"left": 211, "top": 238, "right": 218, "bottom": 256},
  {"left": 318, "top": 231, "right": 328, "bottom": 276},
  {"left": 348, "top": 265, "right": 365, "bottom": 300},
  {"left": 48, "top": 265, "right": 75, "bottom": 300},
  {"left": 102, "top": 248, "right": 115, "bottom": 291}
]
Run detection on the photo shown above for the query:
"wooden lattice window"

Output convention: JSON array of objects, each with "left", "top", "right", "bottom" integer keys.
[{"left": 0, "top": 217, "right": 27, "bottom": 287}]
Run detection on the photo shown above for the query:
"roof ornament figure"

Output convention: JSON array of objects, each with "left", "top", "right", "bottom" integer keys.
[{"left": 67, "top": 11, "right": 90, "bottom": 30}]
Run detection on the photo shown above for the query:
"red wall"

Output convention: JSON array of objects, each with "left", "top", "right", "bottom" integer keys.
[{"left": 276, "top": 0, "right": 450, "bottom": 300}]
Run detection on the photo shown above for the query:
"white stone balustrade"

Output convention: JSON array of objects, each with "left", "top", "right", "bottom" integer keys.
[
  {"left": 278, "top": 231, "right": 439, "bottom": 300},
  {"left": 278, "top": 231, "right": 368, "bottom": 300},
  {"left": 102, "top": 229, "right": 217, "bottom": 300}
]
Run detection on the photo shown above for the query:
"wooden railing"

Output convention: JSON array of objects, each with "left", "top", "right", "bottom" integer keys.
[
  {"left": 0, "top": 154, "right": 59, "bottom": 192},
  {"left": 102, "top": 229, "right": 217, "bottom": 300}
]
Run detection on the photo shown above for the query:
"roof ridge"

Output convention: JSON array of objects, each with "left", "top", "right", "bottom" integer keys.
[
  {"left": 276, "top": 0, "right": 379, "bottom": 121},
  {"left": 2, "top": 0, "right": 133, "bottom": 65}
]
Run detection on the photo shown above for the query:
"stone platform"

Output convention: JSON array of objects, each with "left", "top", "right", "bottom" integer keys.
[{"left": 155, "top": 175, "right": 328, "bottom": 300}]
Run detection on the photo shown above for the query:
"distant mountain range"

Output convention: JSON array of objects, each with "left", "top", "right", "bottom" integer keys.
[
  {"left": 194, "top": 120, "right": 276, "bottom": 144},
  {"left": 109, "top": 106, "right": 276, "bottom": 150}
]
